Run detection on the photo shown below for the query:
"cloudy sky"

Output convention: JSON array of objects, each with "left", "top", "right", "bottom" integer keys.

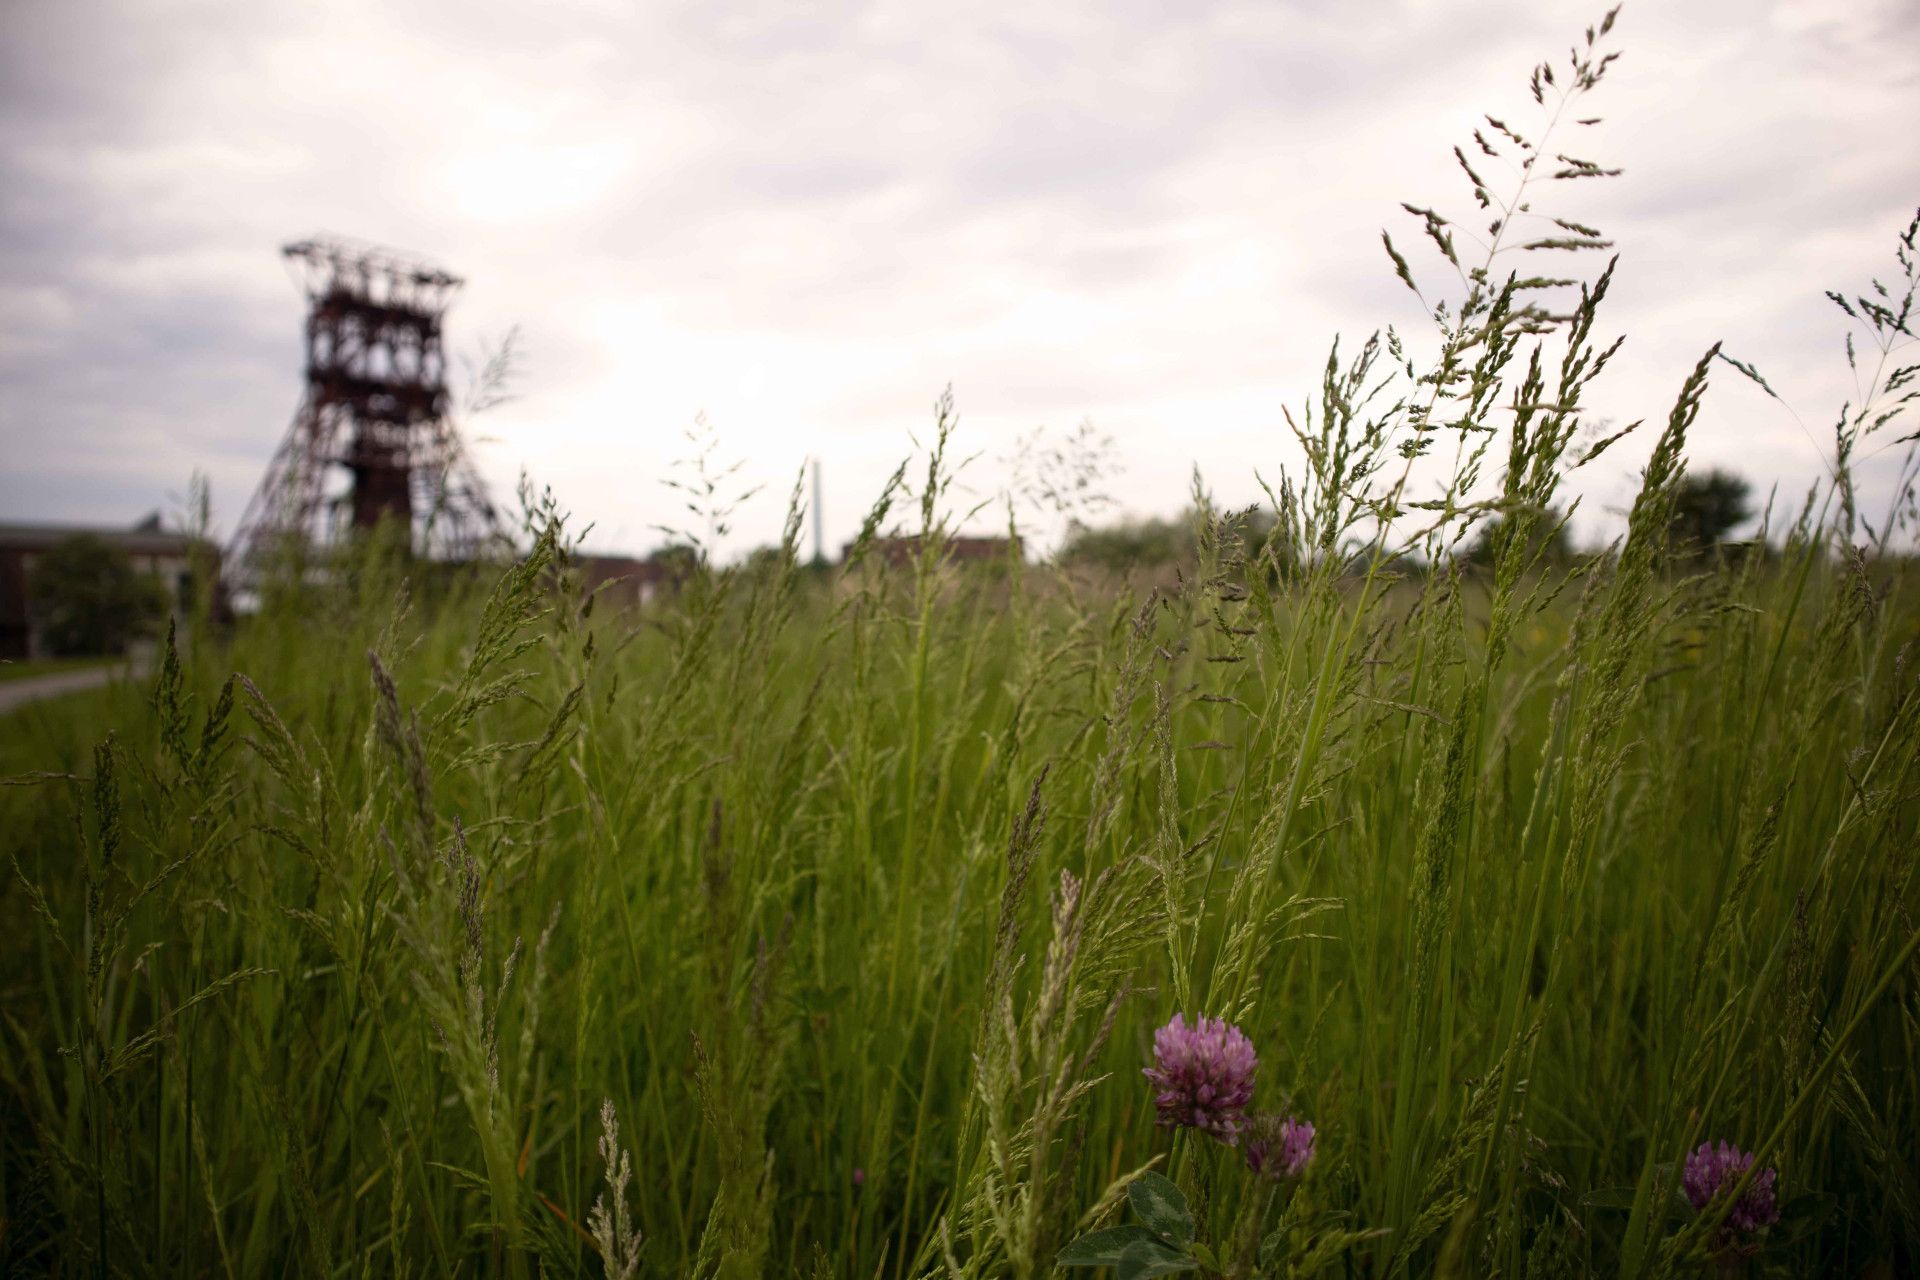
[{"left": 2, "top": 0, "right": 1916, "bottom": 559}]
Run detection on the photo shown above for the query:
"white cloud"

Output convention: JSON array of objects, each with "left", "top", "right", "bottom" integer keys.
[{"left": 1, "top": 0, "right": 1915, "bottom": 554}]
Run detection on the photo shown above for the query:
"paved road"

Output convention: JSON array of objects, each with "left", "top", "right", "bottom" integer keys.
[{"left": 0, "top": 664, "right": 139, "bottom": 716}]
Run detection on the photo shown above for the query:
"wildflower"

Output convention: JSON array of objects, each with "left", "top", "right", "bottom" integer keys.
[
  {"left": 1683, "top": 1140, "right": 1780, "bottom": 1236},
  {"left": 852, "top": 1167, "right": 865, "bottom": 1187},
  {"left": 1245, "top": 1114, "right": 1316, "bottom": 1180},
  {"left": 1143, "top": 1014, "right": 1257, "bottom": 1142}
]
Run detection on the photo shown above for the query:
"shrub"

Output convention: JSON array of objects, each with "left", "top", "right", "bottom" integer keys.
[{"left": 28, "top": 533, "right": 167, "bottom": 657}]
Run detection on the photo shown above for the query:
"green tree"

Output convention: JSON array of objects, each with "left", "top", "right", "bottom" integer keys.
[
  {"left": 650, "top": 542, "right": 701, "bottom": 583},
  {"left": 1462, "top": 504, "right": 1575, "bottom": 569},
  {"left": 1668, "top": 469, "right": 1754, "bottom": 554},
  {"left": 1057, "top": 515, "right": 1193, "bottom": 572},
  {"left": 1059, "top": 505, "right": 1284, "bottom": 576},
  {"left": 28, "top": 534, "right": 166, "bottom": 657}
]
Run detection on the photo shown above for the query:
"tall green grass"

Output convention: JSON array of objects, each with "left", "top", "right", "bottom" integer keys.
[{"left": 4, "top": 13, "right": 1918, "bottom": 1277}]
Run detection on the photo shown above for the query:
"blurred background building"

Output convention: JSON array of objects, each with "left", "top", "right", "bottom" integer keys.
[{"left": 0, "top": 515, "right": 210, "bottom": 660}]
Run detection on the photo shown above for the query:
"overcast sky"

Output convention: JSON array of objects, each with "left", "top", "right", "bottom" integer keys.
[{"left": 2, "top": 0, "right": 1916, "bottom": 559}]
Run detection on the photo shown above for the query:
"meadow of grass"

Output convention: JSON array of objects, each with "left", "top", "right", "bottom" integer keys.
[{"left": 3, "top": 13, "right": 1918, "bottom": 1278}]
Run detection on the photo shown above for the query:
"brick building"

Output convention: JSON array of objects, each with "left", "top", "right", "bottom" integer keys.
[
  {"left": 574, "top": 552, "right": 681, "bottom": 609},
  {"left": 0, "top": 516, "right": 212, "bottom": 660}
]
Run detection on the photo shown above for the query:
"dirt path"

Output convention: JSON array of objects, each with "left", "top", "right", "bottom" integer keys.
[{"left": 0, "top": 663, "right": 139, "bottom": 716}]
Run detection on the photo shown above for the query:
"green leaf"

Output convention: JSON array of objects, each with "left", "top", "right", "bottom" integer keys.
[
  {"left": 1773, "top": 1193, "right": 1835, "bottom": 1243},
  {"left": 1058, "top": 1225, "right": 1197, "bottom": 1278},
  {"left": 1059, "top": 1226, "right": 1159, "bottom": 1267},
  {"left": 1115, "top": 1236, "right": 1198, "bottom": 1280},
  {"left": 1581, "top": 1186, "right": 1640, "bottom": 1211},
  {"left": 1128, "top": 1171, "right": 1195, "bottom": 1246}
]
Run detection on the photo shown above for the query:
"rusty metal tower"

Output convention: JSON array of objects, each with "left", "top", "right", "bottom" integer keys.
[{"left": 228, "top": 236, "right": 509, "bottom": 590}]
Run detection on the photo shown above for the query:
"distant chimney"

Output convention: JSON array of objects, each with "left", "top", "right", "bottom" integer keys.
[{"left": 812, "top": 459, "right": 825, "bottom": 566}]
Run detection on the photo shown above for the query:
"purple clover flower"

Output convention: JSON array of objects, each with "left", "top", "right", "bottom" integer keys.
[
  {"left": 1143, "top": 1014, "right": 1257, "bottom": 1143},
  {"left": 1245, "top": 1114, "right": 1316, "bottom": 1180},
  {"left": 1683, "top": 1140, "right": 1780, "bottom": 1236}
]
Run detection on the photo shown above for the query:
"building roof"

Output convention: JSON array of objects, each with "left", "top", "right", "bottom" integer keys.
[{"left": 0, "top": 519, "right": 204, "bottom": 556}]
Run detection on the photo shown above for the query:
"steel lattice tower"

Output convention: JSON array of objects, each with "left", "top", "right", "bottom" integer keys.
[{"left": 228, "top": 236, "right": 509, "bottom": 591}]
